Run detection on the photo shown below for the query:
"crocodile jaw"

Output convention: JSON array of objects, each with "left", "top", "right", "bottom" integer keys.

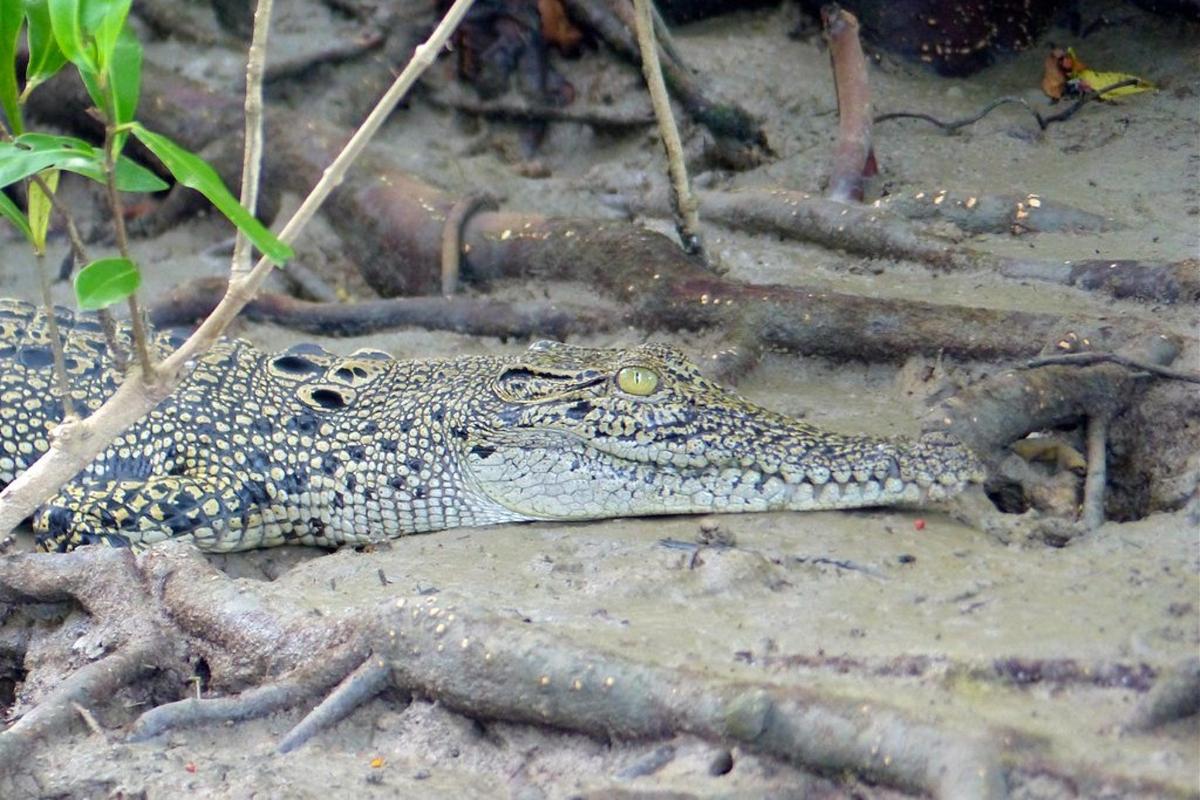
[{"left": 464, "top": 430, "right": 974, "bottom": 522}]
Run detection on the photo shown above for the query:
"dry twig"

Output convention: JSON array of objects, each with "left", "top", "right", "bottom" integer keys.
[{"left": 633, "top": 0, "right": 704, "bottom": 256}]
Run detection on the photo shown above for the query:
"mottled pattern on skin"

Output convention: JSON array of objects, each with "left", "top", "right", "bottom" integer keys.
[{"left": 0, "top": 299, "right": 982, "bottom": 553}]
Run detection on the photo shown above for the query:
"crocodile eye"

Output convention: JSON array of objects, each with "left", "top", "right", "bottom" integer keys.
[{"left": 616, "top": 366, "right": 659, "bottom": 396}]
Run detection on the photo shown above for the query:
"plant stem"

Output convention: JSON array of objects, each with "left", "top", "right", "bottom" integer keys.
[
  {"left": 34, "top": 250, "right": 76, "bottom": 419},
  {"left": 632, "top": 0, "right": 704, "bottom": 258},
  {"left": 230, "top": 0, "right": 274, "bottom": 277},
  {"left": 102, "top": 126, "right": 155, "bottom": 377}
]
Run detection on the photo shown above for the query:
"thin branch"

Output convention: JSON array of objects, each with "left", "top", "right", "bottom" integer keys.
[
  {"left": 875, "top": 80, "right": 1143, "bottom": 133},
  {"left": 632, "top": 0, "right": 704, "bottom": 257},
  {"left": 1023, "top": 352, "right": 1200, "bottom": 384},
  {"left": 0, "top": 0, "right": 480, "bottom": 538},
  {"left": 230, "top": 0, "right": 274, "bottom": 278}
]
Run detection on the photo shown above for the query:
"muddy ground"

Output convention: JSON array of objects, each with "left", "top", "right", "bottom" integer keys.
[{"left": 1, "top": 1, "right": 1198, "bottom": 798}]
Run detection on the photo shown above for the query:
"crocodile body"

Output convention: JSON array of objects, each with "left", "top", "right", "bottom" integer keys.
[{"left": 0, "top": 299, "right": 980, "bottom": 552}]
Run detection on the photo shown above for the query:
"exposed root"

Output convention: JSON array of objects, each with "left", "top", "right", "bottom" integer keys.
[
  {"left": 0, "top": 646, "right": 158, "bottom": 768},
  {"left": 127, "top": 588, "right": 1006, "bottom": 799},
  {"left": 559, "top": 0, "right": 767, "bottom": 149},
  {"left": 1, "top": 544, "right": 1004, "bottom": 798},
  {"left": 822, "top": 6, "right": 875, "bottom": 203},
  {"left": 0, "top": 548, "right": 183, "bottom": 771},
  {"left": 871, "top": 190, "right": 1118, "bottom": 234},
  {"left": 129, "top": 645, "right": 373, "bottom": 743},
  {"left": 425, "top": 85, "right": 655, "bottom": 128},
  {"left": 277, "top": 655, "right": 392, "bottom": 752},
  {"left": 148, "top": 277, "right": 615, "bottom": 340},
  {"left": 1000, "top": 258, "right": 1200, "bottom": 304}
]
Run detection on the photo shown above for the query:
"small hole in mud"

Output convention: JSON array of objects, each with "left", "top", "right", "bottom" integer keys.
[
  {"left": 0, "top": 670, "right": 21, "bottom": 715},
  {"left": 708, "top": 748, "right": 734, "bottom": 776},
  {"left": 984, "top": 479, "right": 1029, "bottom": 514},
  {"left": 193, "top": 657, "right": 212, "bottom": 693}
]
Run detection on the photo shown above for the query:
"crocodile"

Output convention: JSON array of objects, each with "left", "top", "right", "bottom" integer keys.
[{"left": 0, "top": 298, "right": 981, "bottom": 552}]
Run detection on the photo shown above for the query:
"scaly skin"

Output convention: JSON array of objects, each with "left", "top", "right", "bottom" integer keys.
[{"left": 0, "top": 299, "right": 981, "bottom": 552}]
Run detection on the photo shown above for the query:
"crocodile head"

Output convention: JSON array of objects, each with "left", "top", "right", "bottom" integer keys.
[{"left": 461, "top": 341, "right": 982, "bottom": 522}]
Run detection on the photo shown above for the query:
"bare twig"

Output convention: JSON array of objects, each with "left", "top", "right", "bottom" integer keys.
[
  {"left": 559, "top": 0, "right": 765, "bottom": 147},
  {"left": 0, "top": 0, "right": 480, "bottom": 538},
  {"left": 70, "top": 701, "right": 106, "bottom": 738},
  {"left": 632, "top": 0, "right": 704, "bottom": 257},
  {"left": 875, "top": 79, "right": 1143, "bottom": 133},
  {"left": 1023, "top": 352, "right": 1200, "bottom": 384},
  {"left": 230, "top": 0, "right": 274, "bottom": 278}
]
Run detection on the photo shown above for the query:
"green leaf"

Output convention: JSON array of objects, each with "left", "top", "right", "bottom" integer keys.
[
  {"left": 106, "top": 25, "right": 140, "bottom": 153},
  {"left": 8, "top": 134, "right": 169, "bottom": 191},
  {"left": 22, "top": 0, "right": 68, "bottom": 95},
  {"left": 130, "top": 123, "right": 293, "bottom": 265},
  {"left": 27, "top": 167, "right": 59, "bottom": 254},
  {"left": 90, "top": 0, "right": 130, "bottom": 72},
  {"left": 47, "top": 0, "right": 96, "bottom": 74},
  {"left": 0, "top": 140, "right": 73, "bottom": 187},
  {"left": 0, "top": 189, "right": 32, "bottom": 242},
  {"left": 23, "top": 0, "right": 69, "bottom": 96},
  {"left": 0, "top": 0, "right": 23, "bottom": 135},
  {"left": 74, "top": 255, "right": 140, "bottom": 310}
]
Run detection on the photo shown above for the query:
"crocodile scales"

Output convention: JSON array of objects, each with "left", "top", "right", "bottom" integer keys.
[{"left": 0, "top": 299, "right": 981, "bottom": 552}]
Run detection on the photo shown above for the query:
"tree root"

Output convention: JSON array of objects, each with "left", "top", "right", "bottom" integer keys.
[
  {"left": 871, "top": 189, "right": 1118, "bottom": 234},
  {"left": 559, "top": 0, "right": 768, "bottom": 149},
  {"left": 148, "top": 277, "right": 615, "bottom": 340},
  {"left": 0, "top": 548, "right": 184, "bottom": 771},
  {"left": 2, "top": 544, "right": 1006, "bottom": 798},
  {"left": 1001, "top": 258, "right": 1200, "bottom": 304},
  {"left": 924, "top": 336, "right": 1188, "bottom": 536},
  {"left": 822, "top": 6, "right": 875, "bottom": 203},
  {"left": 28, "top": 61, "right": 1182, "bottom": 347},
  {"left": 425, "top": 84, "right": 656, "bottom": 129},
  {"left": 923, "top": 343, "right": 1181, "bottom": 460}
]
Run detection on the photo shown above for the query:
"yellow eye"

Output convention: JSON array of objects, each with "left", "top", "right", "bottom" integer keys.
[{"left": 616, "top": 366, "right": 659, "bottom": 396}]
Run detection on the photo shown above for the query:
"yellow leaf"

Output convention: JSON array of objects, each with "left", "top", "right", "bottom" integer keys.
[
  {"left": 28, "top": 169, "right": 59, "bottom": 256},
  {"left": 1074, "top": 68, "right": 1154, "bottom": 99}
]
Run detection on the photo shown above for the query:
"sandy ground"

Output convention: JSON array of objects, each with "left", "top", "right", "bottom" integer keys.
[{"left": 1, "top": 1, "right": 1198, "bottom": 798}]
